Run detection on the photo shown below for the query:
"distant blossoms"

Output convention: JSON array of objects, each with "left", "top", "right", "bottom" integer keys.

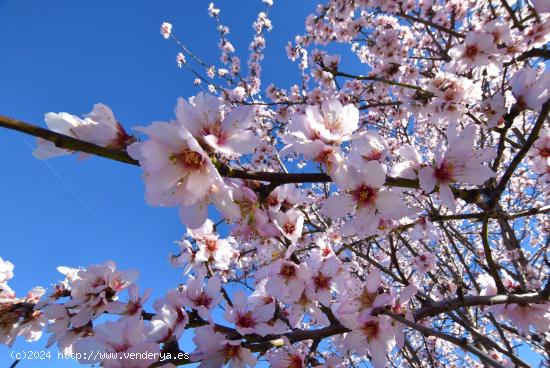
[{"left": 160, "top": 22, "right": 172, "bottom": 39}]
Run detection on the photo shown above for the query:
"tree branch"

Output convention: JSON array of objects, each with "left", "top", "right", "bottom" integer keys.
[{"left": 414, "top": 288, "right": 550, "bottom": 321}]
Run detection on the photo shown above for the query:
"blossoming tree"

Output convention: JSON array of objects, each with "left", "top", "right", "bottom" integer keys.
[{"left": 1, "top": 0, "right": 549, "bottom": 367}]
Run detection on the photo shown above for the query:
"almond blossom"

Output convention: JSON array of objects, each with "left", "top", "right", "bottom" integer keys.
[
  {"left": 322, "top": 161, "right": 409, "bottom": 236},
  {"left": 337, "top": 269, "right": 391, "bottom": 315},
  {"left": 286, "top": 291, "right": 329, "bottom": 328},
  {"left": 2, "top": 1, "right": 550, "bottom": 367},
  {"left": 74, "top": 317, "right": 159, "bottom": 368},
  {"left": 305, "top": 254, "right": 341, "bottom": 306},
  {"left": 188, "top": 219, "right": 235, "bottom": 270},
  {"left": 179, "top": 275, "right": 222, "bottom": 320},
  {"left": 418, "top": 124, "right": 496, "bottom": 211},
  {"left": 272, "top": 208, "right": 305, "bottom": 243},
  {"left": 510, "top": 67, "right": 550, "bottom": 110},
  {"left": 127, "top": 119, "right": 239, "bottom": 228},
  {"left": 412, "top": 252, "right": 436, "bottom": 274},
  {"left": 160, "top": 22, "right": 172, "bottom": 39},
  {"left": 224, "top": 290, "right": 275, "bottom": 336},
  {"left": 529, "top": 127, "right": 550, "bottom": 175},
  {"left": 148, "top": 290, "right": 189, "bottom": 343},
  {"left": 34, "top": 104, "right": 133, "bottom": 160},
  {"left": 176, "top": 92, "right": 259, "bottom": 156},
  {"left": 390, "top": 284, "right": 417, "bottom": 349},
  {"left": 191, "top": 325, "right": 256, "bottom": 368},
  {"left": 62, "top": 261, "right": 137, "bottom": 328},
  {"left": 283, "top": 99, "right": 359, "bottom": 163},
  {"left": 107, "top": 285, "right": 151, "bottom": 317},
  {"left": 449, "top": 32, "right": 498, "bottom": 72},
  {"left": 263, "top": 259, "right": 309, "bottom": 303},
  {"left": 342, "top": 313, "right": 395, "bottom": 368},
  {"left": 268, "top": 339, "right": 306, "bottom": 368},
  {"left": 0, "top": 257, "right": 14, "bottom": 283}
]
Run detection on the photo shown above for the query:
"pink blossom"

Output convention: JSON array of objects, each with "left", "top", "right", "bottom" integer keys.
[
  {"left": 342, "top": 313, "right": 395, "bottom": 368},
  {"left": 322, "top": 161, "right": 409, "bottom": 236},
  {"left": 224, "top": 290, "right": 275, "bottom": 336},
  {"left": 191, "top": 325, "right": 256, "bottom": 367},
  {"left": 410, "top": 216, "right": 440, "bottom": 242},
  {"left": 0, "top": 257, "right": 14, "bottom": 283},
  {"left": 64, "top": 261, "right": 138, "bottom": 328},
  {"left": 286, "top": 291, "right": 329, "bottom": 328},
  {"left": 389, "top": 144, "right": 421, "bottom": 179},
  {"left": 107, "top": 285, "right": 151, "bottom": 317},
  {"left": 286, "top": 99, "right": 359, "bottom": 148},
  {"left": 74, "top": 317, "right": 159, "bottom": 368},
  {"left": 412, "top": 252, "right": 436, "bottom": 274},
  {"left": 264, "top": 259, "right": 309, "bottom": 303},
  {"left": 337, "top": 269, "right": 391, "bottom": 314},
  {"left": 272, "top": 209, "right": 304, "bottom": 243},
  {"left": 160, "top": 22, "right": 172, "bottom": 39},
  {"left": 176, "top": 93, "right": 259, "bottom": 156},
  {"left": 305, "top": 256, "right": 341, "bottom": 306},
  {"left": 189, "top": 219, "right": 234, "bottom": 270},
  {"left": 348, "top": 130, "right": 389, "bottom": 165},
  {"left": 180, "top": 275, "right": 222, "bottom": 320},
  {"left": 148, "top": 290, "right": 189, "bottom": 343},
  {"left": 34, "top": 104, "right": 132, "bottom": 160},
  {"left": 510, "top": 67, "right": 550, "bottom": 110},
  {"left": 268, "top": 339, "right": 306, "bottom": 368},
  {"left": 127, "top": 120, "right": 239, "bottom": 228},
  {"left": 419, "top": 124, "right": 496, "bottom": 211},
  {"left": 449, "top": 32, "right": 498, "bottom": 71}
]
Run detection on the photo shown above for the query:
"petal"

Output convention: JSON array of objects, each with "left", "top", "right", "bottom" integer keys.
[
  {"left": 418, "top": 166, "right": 436, "bottom": 192},
  {"left": 179, "top": 202, "right": 208, "bottom": 229},
  {"left": 361, "top": 161, "right": 387, "bottom": 189},
  {"left": 322, "top": 195, "right": 355, "bottom": 217},
  {"left": 439, "top": 184, "right": 456, "bottom": 211}
]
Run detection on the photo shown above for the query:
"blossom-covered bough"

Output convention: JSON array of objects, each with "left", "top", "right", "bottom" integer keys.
[{"left": 1, "top": 0, "right": 549, "bottom": 367}]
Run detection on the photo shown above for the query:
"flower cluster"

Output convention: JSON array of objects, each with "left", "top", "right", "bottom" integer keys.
[{"left": 2, "top": 0, "right": 550, "bottom": 367}]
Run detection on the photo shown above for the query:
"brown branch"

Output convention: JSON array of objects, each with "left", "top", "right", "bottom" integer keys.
[
  {"left": 491, "top": 97, "right": 550, "bottom": 206},
  {"left": 397, "top": 12, "right": 465, "bottom": 39},
  {"left": 383, "top": 311, "right": 505, "bottom": 368},
  {"left": 414, "top": 288, "right": 550, "bottom": 321},
  {"left": 0, "top": 114, "right": 422, "bottom": 189},
  {"left": 482, "top": 217, "right": 507, "bottom": 293},
  {"left": 0, "top": 115, "right": 139, "bottom": 165}
]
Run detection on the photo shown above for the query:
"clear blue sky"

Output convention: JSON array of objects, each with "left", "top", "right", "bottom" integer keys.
[{"left": 0, "top": 1, "right": 322, "bottom": 366}]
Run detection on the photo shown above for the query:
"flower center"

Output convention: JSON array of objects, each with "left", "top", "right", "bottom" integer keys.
[
  {"left": 223, "top": 344, "right": 240, "bottom": 361},
  {"left": 283, "top": 223, "right": 296, "bottom": 235},
  {"left": 359, "top": 290, "right": 378, "bottom": 309},
  {"left": 313, "top": 272, "right": 331, "bottom": 290},
  {"left": 361, "top": 320, "right": 380, "bottom": 341},
  {"left": 362, "top": 150, "right": 383, "bottom": 162},
  {"left": 201, "top": 122, "right": 226, "bottom": 144},
  {"left": 193, "top": 292, "right": 212, "bottom": 307},
  {"left": 171, "top": 149, "right": 204, "bottom": 170},
  {"left": 279, "top": 263, "right": 298, "bottom": 280},
  {"left": 236, "top": 311, "right": 256, "bottom": 328},
  {"left": 324, "top": 117, "right": 344, "bottom": 134},
  {"left": 289, "top": 355, "right": 304, "bottom": 368},
  {"left": 205, "top": 239, "right": 218, "bottom": 254},
  {"left": 434, "top": 162, "right": 454, "bottom": 183},
  {"left": 351, "top": 185, "right": 377, "bottom": 208},
  {"left": 464, "top": 45, "right": 479, "bottom": 59}
]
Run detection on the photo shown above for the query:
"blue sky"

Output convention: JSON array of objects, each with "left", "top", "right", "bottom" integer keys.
[{"left": 0, "top": 1, "right": 321, "bottom": 366}]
